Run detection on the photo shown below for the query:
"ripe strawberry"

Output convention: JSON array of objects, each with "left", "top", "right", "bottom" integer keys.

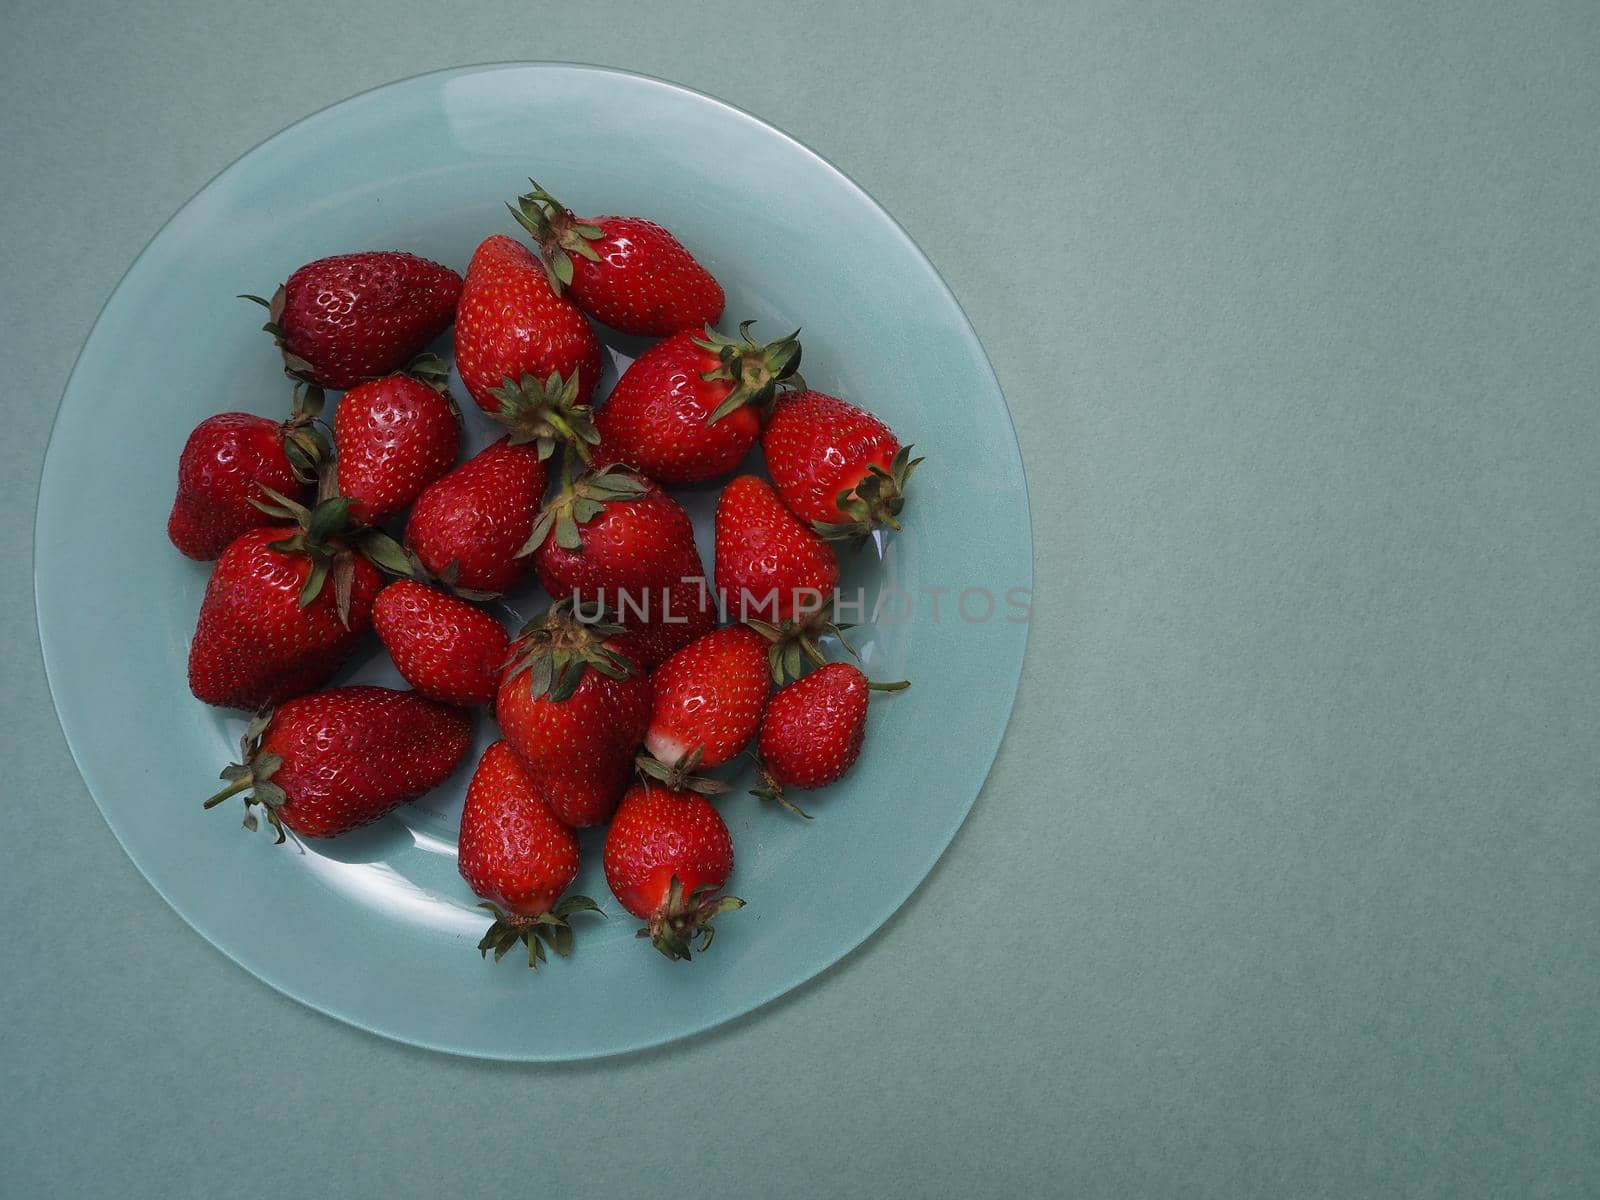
[
  {"left": 247, "top": 251, "right": 461, "bottom": 389},
  {"left": 753, "top": 664, "right": 908, "bottom": 817},
  {"left": 203, "top": 685, "right": 471, "bottom": 840},
  {"left": 457, "top": 740, "right": 601, "bottom": 969},
  {"left": 333, "top": 357, "right": 460, "bottom": 525},
  {"left": 715, "top": 474, "right": 840, "bottom": 623},
  {"left": 603, "top": 780, "right": 743, "bottom": 961},
  {"left": 496, "top": 606, "right": 653, "bottom": 828},
  {"left": 644, "top": 625, "right": 769, "bottom": 769},
  {"left": 188, "top": 490, "right": 409, "bottom": 710},
  {"left": 763, "top": 391, "right": 922, "bottom": 542},
  {"left": 403, "top": 437, "right": 547, "bottom": 595},
  {"left": 508, "top": 179, "right": 723, "bottom": 336},
  {"left": 372, "top": 580, "right": 509, "bottom": 707},
  {"left": 528, "top": 464, "right": 715, "bottom": 669},
  {"left": 593, "top": 323, "right": 802, "bottom": 484},
  {"left": 453, "top": 234, "right": 604, "bottom": 447},
  {"left": 167, "top": 384, "right": 327, "bottom": 560}
]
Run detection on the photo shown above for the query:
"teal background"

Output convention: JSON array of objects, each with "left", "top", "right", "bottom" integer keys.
[{"left": 3, "top": 0, "right": 1595, "bottom": 1195}]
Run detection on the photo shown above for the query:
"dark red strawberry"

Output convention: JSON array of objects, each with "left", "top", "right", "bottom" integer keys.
[
  {"left": 203, "top": 686, "right": 471, "bottom": 840},
  {"left": 753, "top": 664, "right": 908, "bottom": 817},
  {"left": 372, "top": 579, "right": 509, "bottom": 707},
  {"left": 714, "top": 474, "right": 840, "bottom": 623},
  {"left": 453, "top": 234, "right": 604, "bottom": 448},
  {"left": 593, "top": 323, "right": 802, "bottom": 484},
  {"left": 496, "top": 606, "right": 653, "bottom": 828},
  {"left": 334, "top": 357, "right": 460, "bottom": 525},
  {"left": 403, "top": 437, "right": 548, "bottom": 595},
  {"left": 603, "top": 780, "right": 743, "bottom": 960},
  {"left": 528, "top": 464, "right": 715, "bottom": 669},
  {"left": 508, "top": 179, "right": 723, "bottom": 336},
  {"left": 605, "top": 576, "right": 719, "bottom": 673},
  {"left": 644, "top": 625, "right": 769, "bottom": 769},
  {"left": 247, "top": 252, "right": 461, "bottom": 389},
  {"left": 188, "top": 490, "right": 409, "bottom": 710},
  {"left": 457, "top": 740, "right": 601, "bottom": 969},
  {"left": 167, "top": 384, "right": 327, "bottom": 560},
  {"left": 763, "top": 391, "right": 922, "bottom": 542}
]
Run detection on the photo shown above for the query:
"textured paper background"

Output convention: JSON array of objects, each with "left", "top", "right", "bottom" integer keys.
[{"left": 3, "top": 2, "right": 1596, "bottom": 1195}]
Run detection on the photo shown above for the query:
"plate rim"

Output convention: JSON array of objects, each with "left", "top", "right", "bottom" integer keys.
[{"left": 33, "top": 61, "right": 1034, "bottom": 1061}]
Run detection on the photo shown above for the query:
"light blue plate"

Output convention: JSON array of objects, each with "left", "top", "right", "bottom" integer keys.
[{"left": 34, "top": 64, "right": 1031, "bottom": 1060}]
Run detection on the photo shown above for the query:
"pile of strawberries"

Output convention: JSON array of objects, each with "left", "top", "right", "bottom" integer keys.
[{"left": 174, "top": 180, "right": 918, "bottom": 968}]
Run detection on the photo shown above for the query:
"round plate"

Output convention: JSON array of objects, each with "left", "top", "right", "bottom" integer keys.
[{"left": 35, "top": 63, "right": 1031, "bottom": 1060}]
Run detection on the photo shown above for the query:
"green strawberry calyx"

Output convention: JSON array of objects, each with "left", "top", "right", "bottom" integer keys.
[
  {"left": 202, "top": 710, "right": 290, "bottom": 843},
  {"left": 639, "top": 873, "right": 746, "bottom": 962},
  {"left": 240, "top": 287, "right": 322, "bottom": 387},
  {"left": 403, "top": 553, "right": 501, "bottom": 604},
  {"left": 278, "top": 379, "right": 331, "bottom": 483},
  {"left": 252, "top": 479, "right": 411, "bottom": 628},
  {"left": 519, "top": 461, "right": 651, "bottom": 557},
  {"left": 634, "top": 748, "right": 732, "bottom": 797},
  {"left": 812, "top": 445, "right": 925, "bottom": 545},
  {"left": 475, "top": 896, "right": 603, "bottom": 971},
  {"left": 695, "top": 321, "right": 804, "bottom": 423},
  {"left": 402, "top": 352, "right": 453, "bottom": 395},
  {"left": 747, "top": 608, "right": 861, "bottom": 685},
  {"left": 503, "top": 601, "right": 639, "bottom": 702},
  {"left": 506, "top": 177, "right": 607, "bottom": 293},
  {"left": 486, "top": 369, "right": 600, "bottom": 463},
  {"left": 748, "top": 757, "right": 814, "bottom": 821}
]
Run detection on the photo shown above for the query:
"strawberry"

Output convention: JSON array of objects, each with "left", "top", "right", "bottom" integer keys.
[
  {"left": 496, "top": 606, "right": 653, "bottom": 828},
  {"left": 763, "top": 391, "right": 922, "bottom": 543},
  {"left": 403, "top": 437, "right": 548, "bottom": 595},
  {"left": 508, "top": 179, "right": 723, "bottom": 336},
  {"left": 333, "top": 357, "right": 460, "bottom": 525},
  {"left": 457, "top": 740, "right": 601, "bottom": 969},
  {"left": 453, "top": 234, "right": 604, "bottom": 450},
  {"left": 528, "top": 463, "right": 715, "bottom": 669},
  {"left": 754, "top": 664, "right": 908, "bottom": 817},
  {"left": 593, "top": 323, "right": 802, "bottom": 484},
  {"left": 644, "top": 625, "right": 769, "bottom": 769},
  {"left": 604, "top": 582, "right": 717, "bottom": 673},
  {"left": 203, "top": 685, "right": 471, "bottom": 840},
  {"left": 167, "top": 384, "right": 327, "bottom": 560},
  {"left": 188, "top": 490, "right": 409, "bottom": 711},
  {"left": 714, "top": 474, "right": 840, "bottom": 623},
  {"left": 372, "top": 580, "right": 509, "bottom": 707},
  {"left": 603, "top": 780, "right": 743, "bottom": 960},
  {"left": 247, "top": 251, "right": 461, "bottom": 389}
]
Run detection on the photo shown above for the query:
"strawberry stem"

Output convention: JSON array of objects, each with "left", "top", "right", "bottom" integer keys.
[{"left": 202, "top": 775, "right": 254, "bottom": 809}]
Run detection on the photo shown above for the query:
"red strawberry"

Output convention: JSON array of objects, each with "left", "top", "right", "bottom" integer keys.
[
  {"left": 644, "top": 625, "right": 769, "bottom": 769},
  {"left": 605, "top": 576, "right": 719, "bottom": 673},
  {"left": 334, "top": 358, "right": 460, "bottom": 525},
  {"left": 167, "top": 384, "right": 327, "bottom": 560},
  {"left": 249, "top": 251, "right": 461, "bottom": 389},
  {"left": 753, "top": 664, "right": 908, "bottom": 817},
  {"left": 203, "top": 685, "right": 471, "bottom": 840},
  {"left": 457, "top": 740, "right": 601, "bottom": 969},
  {"left": 403, "top": 437, "right": 548, "bottom": 595},
  {"left": 528, "top": 464, "right": 715, "bottom": 669},
  {"left": 593, "top": 323, "right": 802, "bottom": 484},
  {"left": 496, "top": 606, "right": 653, "bottom": 828},
  {"left": 763, "top": 391, "right": 922, "bottom": 542},
  {"left": 603, "top": 780, "right": 743, "bottom": 960},
  {"left": 508, "top": 179, "right": 723, "bottom": 336},
  {"left": 453, "top": 234, "right": 604, "bottom": 449},
  {"left": 188, "top": 491, "right": 408, "bottom": 710},
  {"left": 714, "top": 475, "right": 840, "bottom": 623},
  {"left": 372, "top": 580, "right": 509, "bottom": 707}
]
